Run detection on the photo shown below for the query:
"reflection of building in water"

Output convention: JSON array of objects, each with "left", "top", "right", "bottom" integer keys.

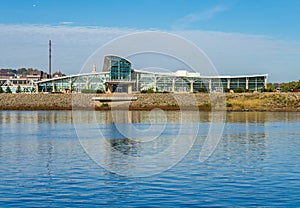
[
  {"left": 36, "top": 55, "right": 268, "bottom": 94},
  {"left": 36, "top": 111, "right": 73, "bottom": 124},
  {"left": 0, "top": 111, "right": 72, "bottom": 124},
  {"left": 103, "top": 128, "right": 177, "bottom": 174},
  {"left": 226, "top": 112, "right": 268, "bottom": 123},
  {"left": 106, "top": 111, "right": 135, "bottom": 124},
  {"left": 98, "top": 110, "right": 203, "bottom": 124},
  {"left": 73, "top": 111, "right": 221, "bottom": 124},
  {"left": 109, "top": 138, "right": 139, "bottom": 157},
  {"left": 46, "top": 141, "right": 54, "bottom": 177}
]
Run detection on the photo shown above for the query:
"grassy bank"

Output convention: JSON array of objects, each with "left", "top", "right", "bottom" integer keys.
[
  {"left": 0, "top": 93, "right": 299, "bottom": 111},
  {"left": 226, "top": 93, "right": 300, "bottom": 111}
]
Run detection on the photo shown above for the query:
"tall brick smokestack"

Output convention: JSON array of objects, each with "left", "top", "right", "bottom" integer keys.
[{"left": 49, "top": 40, "right": 52, "bottom": 78}]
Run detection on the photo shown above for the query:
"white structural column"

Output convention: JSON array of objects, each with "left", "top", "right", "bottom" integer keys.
[
  {"left": 69, "top": 79, "right": 72, "bottom": 92},
  {"left": 85, "top": 80, "right": 90, "bottom": 89},
  {"left": 255, "top": 78, "right": 258, "bottom": 91},
  {"left": 227, "top": 78, "right": 230, "bottom": 89},
  {"left": 264, "top": 76, "right": 267, "bottom": 89},
  {"left": 153, "top": 76, "right": 157, "bottom": 92},
  {"left": 209, "top": 79, "right": 212, "bottom": 92},
  {"left": 136, "top": 74, "right": 139, "bottom": 91},
  {"left": 172, "top": 78, "right": 175, "bottom": 92},
  {"left": 35, "top": 84, "right": 39, "bottom": 94},
  {"left": 52, "top": 82, "right": 56, "bottom": 92},
  {"left": 190, "top": 80, "right": 194, "bottom": 93},
  {"left": 128, "top": 83, "right": 132, "bottom": 94},
  {"left": 246, "top": 78, "right": 249, "bottom": 90}
]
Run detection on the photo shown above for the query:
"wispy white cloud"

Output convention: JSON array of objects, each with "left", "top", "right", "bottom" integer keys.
[
  {"left": 172, "top": 6, "right": 227, "bottom": 30},
  {"left": 0, "top": 24, "right": 134, "bottom": 74},
  {"left": 0, "top": 24, "right": 299, "bottom": 82},
  {"left": 58, "top": 21, "right": 75, "bottom": 26},
  {"left": 178, "top": 30, "right": 300, "bottom": 81}
]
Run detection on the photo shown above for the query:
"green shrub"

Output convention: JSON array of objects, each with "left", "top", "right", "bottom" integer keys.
[
  {"left": 0, "top": 87, "right": 3, "bottom": 93},
  {"left": 16, "top": 85, "right": 22, "bottom": 93},
  {"left": 234, "top": 88, "right": 245, "bottom": 93},
  {"left": 5, "top": 86, "right": 12, "bottom": 93},
  {"left": 141, "top": 88, "right": 155, "bottom": 93},
  {"left": 81, "top": 89, "right": 104, "bottom": 94},
  {"left": 224, "top": 88, "right": 230, "bottom": 93},
  {"left": 226, "top": 102, "right": 233, "bottom": 107},
  {"left": 198, "top": 88, "right": 208, "bottom": 93},
  {"left": 96, "top": 89, "right": 104, "bottom": 93}
]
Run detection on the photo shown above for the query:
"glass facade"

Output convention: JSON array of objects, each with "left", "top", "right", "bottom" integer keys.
[
  {"left": 106, "top": 56, "right": 132, "bottom": 81},
  {"left": 36, "top": 55, "right": 268, "bottom": 93},
  {"left": 37, "top": 73, "right": 109, "bottom": 93}
]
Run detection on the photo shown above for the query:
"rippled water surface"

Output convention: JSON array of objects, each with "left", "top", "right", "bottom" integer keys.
[{"left": 0, "top": 111, "right": 300, "bottom": 207}]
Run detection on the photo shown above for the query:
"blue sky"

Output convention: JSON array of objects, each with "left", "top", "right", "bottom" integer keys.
[{"left": 0, "top": 0, "right": 300, "bottom": 82}]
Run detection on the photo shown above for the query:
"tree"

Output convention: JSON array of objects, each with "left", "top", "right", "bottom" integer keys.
[
  {"left": 16, "top": 85, "right": 22, "bottom": 93},
  {"left": 198, "top": 88, "right": 208, "bottom": 93},
  {"left": 17, "top": 68, "right": 27, "bottom": 75},
  {"left": 234, "top": 88, "right": 245, "bottom": 93},
  {"left": 266, "top": 83, "right": 276, "bottom": 92},
  {"left": 0, "top": 87, "right": 3, "bottom": 93},
  {"left": 5, "top": 86, "right": 12, "bottom": 93}
]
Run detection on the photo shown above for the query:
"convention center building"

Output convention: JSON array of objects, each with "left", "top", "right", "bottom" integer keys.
[{"left": 36, "top": 55, "right": 268, "bottom": 94}]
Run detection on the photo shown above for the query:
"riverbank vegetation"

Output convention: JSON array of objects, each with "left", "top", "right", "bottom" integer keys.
[
  {"left": 0, "top": 92, "right": 299, "bottom": 111},
  {"left": 267, "top": 80, "right": 300, "bottom": 92}
]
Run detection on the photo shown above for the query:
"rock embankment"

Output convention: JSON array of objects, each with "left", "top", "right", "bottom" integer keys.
[
  {"left": 0, "top": 93, "right": 300, "bottom": 111},
  {"left": 0, "top": 94, "right": 71, "bottom": 110}
]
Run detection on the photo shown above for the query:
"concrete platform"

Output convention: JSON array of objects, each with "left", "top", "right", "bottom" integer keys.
[{"left": 91, "top": 96, "right": 137, "bottom": 102}]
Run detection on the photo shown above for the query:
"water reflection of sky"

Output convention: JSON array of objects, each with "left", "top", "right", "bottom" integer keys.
[{"left": 1, "top": 111, "right": 300, "bottom": 206}]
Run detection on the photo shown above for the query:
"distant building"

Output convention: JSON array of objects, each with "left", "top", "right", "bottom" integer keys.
[
  {"left": 53, "top": 71, "right": 63, "bottom": 78},
  {"left": 0, "top": 68, "right": 48, "bottom": 93},
  {"left": 36, "top": 55, "right": 268, "bottom": 94}
]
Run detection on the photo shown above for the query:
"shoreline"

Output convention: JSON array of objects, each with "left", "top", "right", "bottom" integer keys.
[{"left": 0, "top": 93, "right": 300, "bottom": 112}]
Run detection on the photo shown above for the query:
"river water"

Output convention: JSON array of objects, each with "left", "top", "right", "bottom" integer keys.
[{"left": 0, "top": 111, "right": 299, "bottom": 207}]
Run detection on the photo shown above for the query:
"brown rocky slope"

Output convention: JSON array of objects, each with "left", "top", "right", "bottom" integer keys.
[{"left": 0, "top": 93, "right": 299, "bottom": 111}]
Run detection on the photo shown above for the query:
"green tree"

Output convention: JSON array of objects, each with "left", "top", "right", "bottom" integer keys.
[
  {"left": 0, "top": 87, "right": 4, "bottom": 93},
  {"left": 198, "top": 88, "right": 208, "bottom": 93},
  {"left": 280, "top": 81, "right": 298, "bottom": 92},
  {"left": 266, "top": 83, "right": 276, "bottom": 92},
  {"left": 27, "top": 68, "right": 33, "bottom": 73},
  {"left": 17, "top": 68, "right": 27, "bottom": 75},
  {"left": 5, "top": 86, "right": 12, "bottom": 93},
  {"left": 16, "top": 85, "right": 22, "bottom": 93},
  {"left": 234, "top": 88, "right": 245, "bottom": 93}
]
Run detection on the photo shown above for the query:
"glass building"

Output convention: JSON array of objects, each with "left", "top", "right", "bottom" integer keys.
[{"left": 36, "top": 55, "right": 268, "bottom": 94}]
